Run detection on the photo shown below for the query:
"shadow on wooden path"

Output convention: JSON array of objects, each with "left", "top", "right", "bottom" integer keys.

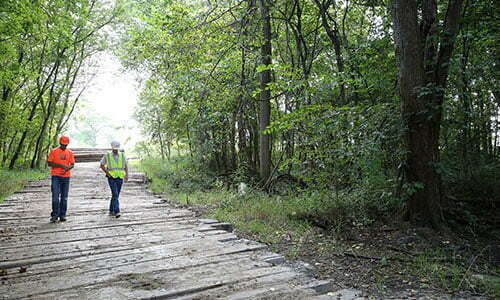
[{"left": 0, "top": 162, "right": 350, "bottom": 299}]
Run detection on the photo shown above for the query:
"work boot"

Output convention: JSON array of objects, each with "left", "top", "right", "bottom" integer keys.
[
  {"left": 59, "top": 217, "right": 66, "bottom": 222},
  {"left": 50, "top": 217, "right": 57, "bottom": 223}
]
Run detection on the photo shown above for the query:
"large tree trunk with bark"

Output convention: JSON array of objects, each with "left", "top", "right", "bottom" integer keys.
[
  {"left": 258, "top": 0, "right": 272, "bottom": 182},
  {"left": 391, "top": 0, "right": 464, "bottom": 228}
]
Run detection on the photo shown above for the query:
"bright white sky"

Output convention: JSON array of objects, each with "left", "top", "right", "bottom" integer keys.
[
  {"left": 86, "top": 52, "right": 137, "bottom": 123},
  {"left": 68, "top": 51, "right": 142, "bottom": 149}
]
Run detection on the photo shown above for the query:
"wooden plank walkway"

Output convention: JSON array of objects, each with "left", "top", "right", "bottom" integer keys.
[{"left": 0, "top": 162, "right": 340, "bottom": 299}]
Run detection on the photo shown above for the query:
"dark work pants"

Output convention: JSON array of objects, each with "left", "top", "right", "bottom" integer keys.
[
  {"left": 51, "top": 176, "right": 70, "bottom": 218},
  {"left": 107, "top": 177, "right": 123, "bottom": 214}
]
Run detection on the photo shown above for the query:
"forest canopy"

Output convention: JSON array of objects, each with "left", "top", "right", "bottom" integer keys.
[
  {"left": 117, "top": 0, "right": 499, "bottom": 228},
  {"left": 0, "top": 0, "right": 122, "bottom": 168},
  {"left": 0, "top": 0, "right": 498, "bottom": 229}
]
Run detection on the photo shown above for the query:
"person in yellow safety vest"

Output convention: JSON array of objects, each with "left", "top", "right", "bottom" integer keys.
[{"left": 100, "top": 141, "right": 129, "bottom": 218}]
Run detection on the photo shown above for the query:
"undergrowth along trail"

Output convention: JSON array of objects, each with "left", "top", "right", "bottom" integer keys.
[{"left": 136, "top": 156, "right": 500, "bottom": 299}]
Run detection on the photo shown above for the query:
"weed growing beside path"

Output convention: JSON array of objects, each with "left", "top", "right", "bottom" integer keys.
[
  {"left": 0, "top": 169, "right": 47, "bottom": 202},
  {"left": 136, "top": 158, "right": 499, "bottom": 299}
]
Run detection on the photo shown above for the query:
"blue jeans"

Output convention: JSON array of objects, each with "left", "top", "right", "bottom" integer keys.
[
  {"left": 51, "top": 176, "right": 70, "bottom": 218},
  {"left": 107, "top": 177, "right": 123, "bottom": 214}
]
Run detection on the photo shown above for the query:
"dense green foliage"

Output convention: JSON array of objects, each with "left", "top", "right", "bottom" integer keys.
[
  {"left": 138, "top": 157, "right": 314, "bottom": 240},
  {"left": 120, "top": 0, "right": 498, "bottom": 228},
  {"left": 0, "top": 0, "right": 121, "bottom": 168},
  {"left": 0, "top": 0, "right": 497, "bottom": 227}
]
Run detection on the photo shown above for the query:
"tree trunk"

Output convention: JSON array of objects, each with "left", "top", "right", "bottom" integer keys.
[
  {"left": 166, "top": 142, "right": 171, "bottom": 160},
  {"left": 391, "top": 0, "right": 464, "bottom": 228},
  {"left": 2, "top": 135, "right": 15, "bottom": 166},
  {"left": 229, "top": 113, "right": 237, "bottom": 170},
  {"left": 258, "top": 0, "right": 272, "bottom": 182},
  {"left": 186, "top": 123, "right": 193, "bottom": 157},
  {"left": 9, "top": 98, "right": 42, "bottom": 169},
  {"left": 39, "top": 111, "right": 57, "bottom": 167},
  {"left": 313, "top": 0, "right": 346, "bottom": 104},
  {"left": 251, "top": 119, "right": 259, "bottom": 173},
  {"left": 221, "top": 133, "right": 228, "bottom": 173},
  {"left": 459, "top": 33, "right": 471, "bottom": 175},
  {"left": 31, "top": 62, "right": 61, "bottom": 169},
  {"left": 9, "top": 48, "right": 65, "bottom": 169},
  {"left": 159, "top": 133, "right": 166, "bottom": 161}
]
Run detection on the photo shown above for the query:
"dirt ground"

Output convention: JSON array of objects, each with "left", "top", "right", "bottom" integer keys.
[
  {"left": 182, "top": 203, "right": 499, "bottom": 299},
  {"left": 247, "top": 222, "right": 498, "bottom": 299}
]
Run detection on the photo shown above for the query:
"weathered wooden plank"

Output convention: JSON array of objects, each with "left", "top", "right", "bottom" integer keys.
[
  {"left": 2, "top": 233, "right": 240, "bottom": 282},
  {"left": 174, "top": 271, "right": 304, "bottom": 300},
  {"left": 0, "top": 223, "right": 198, "bottom": 253},
  {"left": 0, "top": 233, "right": 248, "bottom": 282},
  {"left": 0, "top": 210, "right": 193, "bottom": 227},
  {"left": 0, "top": 161, "right": 333, "bottom": 299},
  {"left": 5, "top": 261, "right": 292, "bottom": 300},
  {"left": 1, "top": 243, "right": 271, "bottom": 299},
  {"left": 0, "top": 223, "right": 227, "bottom": 260}
]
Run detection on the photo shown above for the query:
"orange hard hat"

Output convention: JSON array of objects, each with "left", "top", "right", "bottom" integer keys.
[{"left": 59, "top": 136, "right": 70, "bottom": 145}]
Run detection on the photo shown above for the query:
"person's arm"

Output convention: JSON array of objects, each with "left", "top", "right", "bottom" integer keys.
[
  {"left": 67, "top": 152, "right": 75, "bottom": 171},
  {"left": 64, "top": 163, "right": 74, "bottom": 172},
  {"left": 100, "top": 156, "right": 112, "bottom": 177},
  {"left": 47, "top": 151, "right": 73, "bottom": 171},
  {"left": 100, "top": 163, "right": 112, "bottom": 178},
  {"left": 48, "top": 161, "right": 71, "bottom": 171},
  {"left": 124, "top": 154, "right": 129, "bottom": 182},
  {"left": 124, "top": 166, "right": 129, "bottom": 182}
]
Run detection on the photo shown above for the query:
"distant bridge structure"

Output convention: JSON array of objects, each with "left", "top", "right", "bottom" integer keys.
[{"left": 71, "top": 148, "right": 112, "bottom": 163}]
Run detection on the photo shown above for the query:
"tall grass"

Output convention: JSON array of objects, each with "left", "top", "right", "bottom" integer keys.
[
  {"left": 0, "top": 169, "right": 47, "bottom": 202},
  {"left": 135, "top": 156, "right": 388, "bottom": 243}
]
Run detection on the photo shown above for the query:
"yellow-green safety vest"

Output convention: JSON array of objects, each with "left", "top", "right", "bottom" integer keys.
[{"left": 107, "top": 152, "right": 126, "bottom": 178}]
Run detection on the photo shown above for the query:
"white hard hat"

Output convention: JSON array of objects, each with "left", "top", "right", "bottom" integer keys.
[{"left": 111, "top": 141, "right": 120, "bottom": 150}]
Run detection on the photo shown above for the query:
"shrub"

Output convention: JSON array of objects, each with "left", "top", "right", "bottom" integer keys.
[{"left": 139, "top": 156, "right": 215, "bottom": 193}]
